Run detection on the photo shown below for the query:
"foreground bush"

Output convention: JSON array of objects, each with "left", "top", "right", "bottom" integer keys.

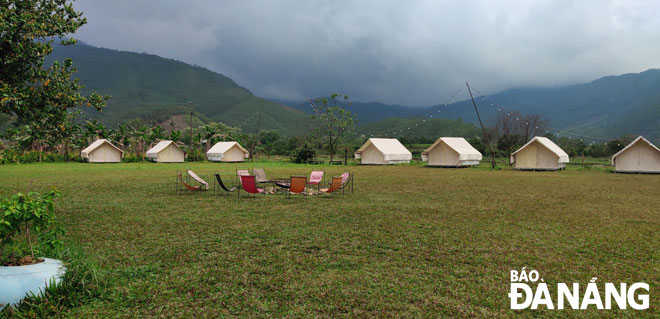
[{"left": 0, "top": 245, "right": 107, "bottom": 318}]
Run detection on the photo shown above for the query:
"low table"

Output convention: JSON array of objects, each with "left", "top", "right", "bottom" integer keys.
[{"left": 271, "top": 179, "right": 291, "bottom": 189}]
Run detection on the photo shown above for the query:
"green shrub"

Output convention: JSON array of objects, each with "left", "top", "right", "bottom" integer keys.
[
  {"left": 291, "top": 144, "right": 316, "bottom": 163},
  {"left": 0, "top": 190, "right": 64, "bottom": 265}
]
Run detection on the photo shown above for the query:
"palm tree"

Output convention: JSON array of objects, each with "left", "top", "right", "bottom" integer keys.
[
  {"left": 115, "top": 122, "right": 131, "bottom": 151},
  {"left": 129, "top": 122, "right": 149, "bottom": 160},
  {"left": 84, "top": 120, "right": 107, "bottom": 143}
]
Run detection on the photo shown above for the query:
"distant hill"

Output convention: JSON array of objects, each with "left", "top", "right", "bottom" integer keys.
[
  {"left": 443, "top": 70, "right": 660, "bottom": 140},
  {"left": 47, "top": 43, "right": 309, "bottom": 134},
  {"left": 359, "top": 117, "right": 481, "bottom": 140},
  {"left": 46, "top": 42, "right": 660, "bottom": 139},
  {"left": 272, "top": 99, "right": 425, "bottom": 124},
  {"left": 277, "top": 70, "right": 660, "bottom": 140}
]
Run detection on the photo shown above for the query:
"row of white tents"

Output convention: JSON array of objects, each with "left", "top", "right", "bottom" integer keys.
[
  {"left": 81, "top": 140, "right": 249, "bottom": 163},
  {"left": 80, "top": 136, "right": 660, "bottom": 173},
  {"left": 353, "top": 136, "right": 660, "bottom": 173}
]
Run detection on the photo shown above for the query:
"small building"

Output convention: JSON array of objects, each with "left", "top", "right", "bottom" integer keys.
[
  {"left": 611, "top": 136, "right": 660, "bottom": 173},
  {"left": 510, "top": 136, "right": 569, "bottom": 171},
  {"left": 354, "top": 138, "right": 412, "bottom": 165},
  {"left": 206, "top": 141, "right": 249, "bottom": 162},
  {"left": 421, "top": 137, "right": 482, "bottom": 167},
  {"left": 146, "top": 140, "right": 185, "bottom": 163},
  {"left": 81, "top": 139, "right": 123, "bottom": 163}
]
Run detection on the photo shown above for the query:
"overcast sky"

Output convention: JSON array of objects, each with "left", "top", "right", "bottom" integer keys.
[{"left": 73, "top": 0, "right": 660, "bottom": 106}]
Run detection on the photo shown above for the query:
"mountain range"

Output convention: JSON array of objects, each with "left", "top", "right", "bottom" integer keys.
[
  {"left": 46, "top": 42, "right": 660, "bottom": 140},
  {"left": 47, "top": 43, "right": 308, "bottom": 135},
  {"left": 276, "top": 70, "right": 660, "bottom": 140}
]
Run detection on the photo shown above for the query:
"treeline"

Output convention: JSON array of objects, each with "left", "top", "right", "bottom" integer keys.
[
  {"left": 0, "top": 105, "right": 636, "bottom": 165},
  {"left": 0, "top": 116, "right": 363, "bottom": 164}
]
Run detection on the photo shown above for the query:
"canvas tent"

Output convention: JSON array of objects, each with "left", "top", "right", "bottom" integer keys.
[
  {"left": 510, "top": 136, "right": 569, "bottom": 171},
  {"left": 354, "top": 138, "right": 412, "bottom": 165},
  {"left": 81, "top": 139, "right": 123, "bottom": 163},
  {"left": 421, "top": 137, "right": 482, "bottom": 167},
  {"left": 611, "top": 136, "right": 660, "bottom": 173},
  {"left": 146, "top": 140, "right": 185, "bottom": 163},
  {"left": 206, "top": 141, "right": 249, "bottom": 162}
]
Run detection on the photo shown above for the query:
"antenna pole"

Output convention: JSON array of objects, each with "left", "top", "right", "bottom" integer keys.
[
  {"left": 189, "top": 102, "right": 194, "bottom": 162},
  {"left": 466, "top": 82, "right": 496, "bottom": 169}
]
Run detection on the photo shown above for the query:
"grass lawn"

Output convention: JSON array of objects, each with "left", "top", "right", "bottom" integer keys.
[{"left": 1, "top": 161, "right": 659, "bottom": 318}]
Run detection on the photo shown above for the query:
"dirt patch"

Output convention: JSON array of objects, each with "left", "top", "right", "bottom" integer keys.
[
  {"left": 158, "top": 114, "right": 191, "bottom": 131},
  {"left": 2, "top": 256, "right": 45, "bottom": 266}
]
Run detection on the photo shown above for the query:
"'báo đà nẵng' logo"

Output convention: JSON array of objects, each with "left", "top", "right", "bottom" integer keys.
[{"left": 508, "top": 267, "right": 649, "bottom": 310}]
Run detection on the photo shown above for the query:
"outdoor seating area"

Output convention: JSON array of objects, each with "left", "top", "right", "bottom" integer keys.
[{"left": 177, "top": 168, "right": 353, "bottom": 198}]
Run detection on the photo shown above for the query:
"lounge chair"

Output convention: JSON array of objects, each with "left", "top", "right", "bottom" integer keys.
[
  {"left": 236, "top": 168, "right": 250, "bottom": 186},
  {"left": 188, "top": 170, "right": 208, "bottom": 190},
  {"left": 238, "top": 175, "right": 265, "bottom": 198},
  {"left": 320, "top": 176, "right": 344, "bottom": 195},
  {"left": 288, "top": 176, "right": 307, "bottom": 198},
  {"left": 175, "top": 170, "right": 205, "bottom": 194},
  {"left": 307, "top": 170, "right": 324, "bottom": 194},
  {"left": 214, "top": 172, "right": 237, "bottom": 195},
  {"left": 253, "top": 168, "right": 270, "bottom": 184},
  {"left": 339, "top": 172, "right": 353, "bottom": 195}
]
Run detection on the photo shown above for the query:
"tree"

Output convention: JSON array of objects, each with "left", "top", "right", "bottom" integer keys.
[
  {"left": 494, "top": 110, "right": 550, "bottom": 163},
  {"left": 259, "top": 130, "right": 281, "bottom": 158},
  {"left": 83, "top": 119, "right": 107, "bottom": 141},
  {"left": 311, "top": 93, "right": 356, "bottom": 162},
  {"left": 0, "top": 0, "right": 108, "bottom": 149}
]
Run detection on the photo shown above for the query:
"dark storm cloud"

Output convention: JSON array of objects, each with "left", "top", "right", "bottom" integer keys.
[{"left": 73, "top": 0, "right": 660, "bottom": 105}]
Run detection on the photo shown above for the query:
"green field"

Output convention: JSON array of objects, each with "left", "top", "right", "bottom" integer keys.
[{"left": 1, "top": 161, "right": 658, "bottom": 318}]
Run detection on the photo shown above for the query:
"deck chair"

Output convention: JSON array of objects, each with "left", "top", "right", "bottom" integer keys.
[
  {"left": 213, "top": 172, "right": 237, "bottom": 195},
  {"left": 288, "top": 176, "right": 307, "bottom": 198},
  {"left": 188, "top": 170, "right": 208, "bottom": 191},
  {"left": 253, "top": 168, "right": 270, "bottom": 183},
  {"left": 339, "top": 172, "right": 353, "bottom": 195},
  {"left": 236, "top": 168, "right": 250, "bottom": 187},
  {"left": 320, "top": 176, "right": 343, "bottom": 195},
  {"left": 238, "top": 175, "right": 265, "bottom": 198},
  {"left": 176, "top": 170, "right": 204, "bottom": 194},
  {"left": 307, "top": 170, "right": 324, "bottom": 194}
]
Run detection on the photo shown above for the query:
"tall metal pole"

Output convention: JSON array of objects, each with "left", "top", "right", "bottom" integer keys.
[
  {"left": 466, "top": 82, "right": 496, "bottom": 169},
  {"left": 189, "top": 102, "right": 194, "bottom": 162}
]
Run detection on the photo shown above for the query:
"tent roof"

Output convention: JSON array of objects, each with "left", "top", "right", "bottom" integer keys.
[
  {"left": 355, "top": 138, "right": 412, "bottom": 161},
  {"left": 207, "top": 141, "right": 248, "bottom": 156},
  {"left": 355, "top": 138, "right": 412, "bottom": 156},
  {"left": 422, "top": 137, "right": 481, "bottom": 156},
  {"left": 511, "top": 136, "right": 569, "bottom": 163},
  {"left": 611, "top": 136, "right": 660, "bottom": 163},
  {"left": 146, "top": 140, "right": 183, "bottom": 155},
  {"left": 81, "top": 139, "right": 123, "bottom": 157}
]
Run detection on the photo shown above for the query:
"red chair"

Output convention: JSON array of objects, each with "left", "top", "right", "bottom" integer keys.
[{"left": 238, "top": 175, "right": 265, "bottom": 198}]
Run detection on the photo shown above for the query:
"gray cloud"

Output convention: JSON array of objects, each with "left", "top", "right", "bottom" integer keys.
[{"left": 73, "top": 0, "right": 660, "bottom": 105}]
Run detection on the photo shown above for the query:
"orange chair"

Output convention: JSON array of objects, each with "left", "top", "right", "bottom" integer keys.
[
  {"left": 288, "top": 176, "right": 307, "bottom": 198},
  {"left": 175, "top": 170, "right": 203, "bottom": 194},
  {"left": 320, "top": 176, "right": 343, "bottom": 195}
]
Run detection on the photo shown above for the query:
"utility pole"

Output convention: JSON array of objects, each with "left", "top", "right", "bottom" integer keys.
[
  {"left": 188, "top": 102, "right": 194, "bottom": 162},
  {"left": 466, "top": 82, "right": 496, "bottom": 169}
]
